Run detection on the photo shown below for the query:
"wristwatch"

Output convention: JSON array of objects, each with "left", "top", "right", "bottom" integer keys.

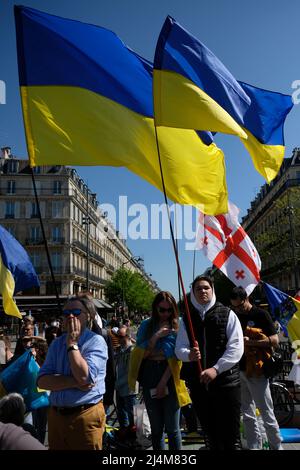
[{"left": 67, "top": 344, "right": 79, "bottom": 353}]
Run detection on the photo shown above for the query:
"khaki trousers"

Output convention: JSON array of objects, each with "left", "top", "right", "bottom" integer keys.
[{"left": 48, "top": 401, "right": 106, "bottom": 450}]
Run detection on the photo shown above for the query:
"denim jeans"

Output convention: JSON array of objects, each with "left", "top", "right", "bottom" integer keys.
[
  {"left": 116, "top": 392, "right": 137, "bottom": 428},
  {"left": 140, "top": 359, "right": 182, "bottom": 450}
]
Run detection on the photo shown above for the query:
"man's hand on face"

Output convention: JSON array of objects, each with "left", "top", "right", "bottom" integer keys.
[{"left": 66, "top": 316, "right": 81, "bottom": 346}]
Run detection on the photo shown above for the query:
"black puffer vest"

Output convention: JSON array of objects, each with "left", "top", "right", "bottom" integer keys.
[{"left": 181, "top": 298, "right": 240, "bottom": 388}]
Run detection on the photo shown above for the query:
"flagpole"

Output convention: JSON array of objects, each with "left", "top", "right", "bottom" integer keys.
[
  {"left": 152, "top": 124, "right": 202, "bottom": 376},
  {"left": 30, "top": 168, "right": 62, "bottom": 315},
  {"left": 174, "top": 205, "right": 181, "bottom": 304},
  {"left": 192, "top": 249, "right": 196, "bottom": 281}
]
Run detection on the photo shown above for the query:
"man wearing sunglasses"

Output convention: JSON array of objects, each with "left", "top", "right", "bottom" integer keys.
[
  {"left": 230, "top": 286, "right": 282, "bottom": 450},
  {"left": 37, "top": 293, "right": 108, "bottom": 450}
]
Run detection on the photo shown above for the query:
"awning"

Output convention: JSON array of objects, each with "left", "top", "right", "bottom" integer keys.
[
  {"left": 100, "top": 300, "right": 113, "bottom": 309},
  {"left": 93, "top": 299, "right": 113, "bottom": 309}
]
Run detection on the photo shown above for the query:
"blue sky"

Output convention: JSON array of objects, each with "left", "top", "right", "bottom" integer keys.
[{"left": 0, "top": 0, "right": 299, "bottom": 298}]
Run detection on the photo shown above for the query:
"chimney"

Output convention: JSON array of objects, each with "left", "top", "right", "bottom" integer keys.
[{"left": 1, "top": 147, "right": 12, "bottom": 159}]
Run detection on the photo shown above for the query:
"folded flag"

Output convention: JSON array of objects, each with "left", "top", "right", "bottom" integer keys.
[
  {"left": 196, "top": 201, "right": 261, "bottom": 294},
  {"left": 154, "top": 16, "right": 293, "bottom": 183},
  {"left": 263, "top": 282, "right": 300, "bottom": 342},
  {"left": 15, "top": 6, "right": 228, "bottom": 215},
  {"left": 0, "top": 225, "right": 40, "bottom": 318},
  {"left": 0, "top": 350, "right": 49, "bottom": 411}
]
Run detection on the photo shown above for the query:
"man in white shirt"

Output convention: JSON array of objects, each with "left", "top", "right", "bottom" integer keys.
[{"left": 175, "top": 275, "right": 244, "bottom": 450}]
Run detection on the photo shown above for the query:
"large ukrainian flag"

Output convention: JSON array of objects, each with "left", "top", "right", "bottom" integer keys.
[
  {"left": 0, "top": 225, "right": 40, "bottom": 318},
  {"left": 154, "top": 16, "right": 293, "bottom": 183},
  {"left": 15, "top": 6, "right": 228, "bottom": 215}
]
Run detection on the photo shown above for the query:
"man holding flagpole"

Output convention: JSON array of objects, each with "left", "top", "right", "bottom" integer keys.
[{"left": 175, "top": 275, "right": 244, "bottom": 450}]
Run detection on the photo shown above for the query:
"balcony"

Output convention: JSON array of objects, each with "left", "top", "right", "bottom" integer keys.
[
  {"left": 25, "top": 238, "right": 44, "bottom": 245},
  {"left": 73, "top": 267, "right": 86, "bottom": 278},
  {"left": 90, "top": 252, "right": 105, "bottom": 265},
  {"left": 50, "top": 237, "right": 65, "bottom": 244},
  {"left": 35, "top": 266, "right": 72, "bottom": 275},
  {"left": 72, "top": 239, "right": 87, "bottom": 252},
  {"left": 106, "top": 263, "right": 115, "bottom": 273},
  {"left": 89, "top": 273, "right": 106, "bottom": 284}
]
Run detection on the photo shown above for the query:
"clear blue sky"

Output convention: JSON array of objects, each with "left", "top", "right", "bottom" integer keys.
[{"left": 1, "top": 0, "right": 299, "bottom": 298}]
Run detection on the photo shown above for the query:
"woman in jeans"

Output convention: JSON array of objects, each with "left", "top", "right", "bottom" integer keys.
[{"left": 129, "top": 291, "right": 190, "bottom": 450}]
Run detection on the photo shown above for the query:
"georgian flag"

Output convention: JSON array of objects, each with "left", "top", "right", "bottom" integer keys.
[{"left": 196, "top": 202, "right": 261, "bottom": 294}]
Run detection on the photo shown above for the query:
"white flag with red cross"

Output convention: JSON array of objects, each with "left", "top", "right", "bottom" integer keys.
[{"left": 196, "top": 201, "right": 261, "bottom": 295}]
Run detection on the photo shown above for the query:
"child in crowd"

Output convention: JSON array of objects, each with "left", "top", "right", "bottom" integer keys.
[{"left": 115, "top": 327, "right": 138, "bottom": 440}]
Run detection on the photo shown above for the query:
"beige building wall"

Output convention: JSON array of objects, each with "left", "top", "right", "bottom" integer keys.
[{"left": 0, "top": 151, "right": 155, "bottom": 299}]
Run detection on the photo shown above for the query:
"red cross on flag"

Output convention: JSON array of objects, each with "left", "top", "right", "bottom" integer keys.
[{"left": 196, "top": 201, "right": 261, "bottom": 294}]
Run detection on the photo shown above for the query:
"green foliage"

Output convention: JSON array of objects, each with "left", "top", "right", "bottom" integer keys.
[
  {"left": 104, "top": 268, "right": 154, "bottom": 314},
  {"left": 254, "top": 187, "right": 300, "bottom": 275}
]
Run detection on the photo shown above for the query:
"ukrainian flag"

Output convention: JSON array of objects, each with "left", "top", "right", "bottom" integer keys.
[
  {"left": 0, "top": 225, "right": 40, "bottom": 318},
  {"left": 154, "top": 16, "right": 293, "bottom": 183},
  {"left": 263, "top": 282, "right": 300, "bottom": 343},
  {"left": 15, "top": 6, "right": 228, "bottom": 215},
  {"left": 0, "top": 350, "right": 49, "bottom": 411}
]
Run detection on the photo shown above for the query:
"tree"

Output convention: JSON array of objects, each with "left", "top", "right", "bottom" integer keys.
[
  {"left": 104, "top": 268, "right": 154, "bottom": 315},
  {"left": 254, "top": 187, "right": 300, "bottom": 288}
]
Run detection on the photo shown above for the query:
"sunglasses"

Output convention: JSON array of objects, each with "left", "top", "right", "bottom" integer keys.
[
  {"left": 158, "top": 307, "right": 173, "bottom": 313},
  {"left": 62, "top": 308, "right": 82, "bottom": 316}
]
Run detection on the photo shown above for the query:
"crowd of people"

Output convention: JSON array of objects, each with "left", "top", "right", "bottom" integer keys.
[{"left": 0, "top": 279, "right": 287, "bottom": 451}]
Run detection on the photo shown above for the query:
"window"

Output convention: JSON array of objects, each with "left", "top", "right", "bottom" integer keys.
[
  {"left": 52, "top": 226, "right": 61, "bottom": 242},
  {"left": 51, "top": 252, "right": 62, "bottom": 273},
  {"left": 7, "top": 180, "right": 16, "bottom": 194},
  {"left": 52, "top": 201, "right": 62, "bottom": 218},
  {"left": 53, "top": 181, "right": 62, "bottom": 194},
  {"left": 30, "top": 226, "right": 40, "bottom": 241},
  {"left": 31, "top": 252, "right": 41, "bottom": 269},
  {"left": 5, "top": 201, "right": 15, "bottom": 218},
  {"left": 31, "top": 202, "right": 39, "bottom": 218},
  {"left": 33, "top": 166, "right": 41, "bottom": 174},
  {"left": 7, "top": 160, "right": 18, "bottom": 173}
]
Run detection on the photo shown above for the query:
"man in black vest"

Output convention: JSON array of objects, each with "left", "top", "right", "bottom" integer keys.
[
  {"left": 230, "top": 286, "right": 283, "bottom": 450},
  {"left": 175, "top": 275, "right": 244, "bottom": 450}
]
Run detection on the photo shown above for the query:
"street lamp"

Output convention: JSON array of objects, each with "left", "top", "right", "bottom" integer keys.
[{"left": 121, "top": 256, "right": 143, "bottom": 315}]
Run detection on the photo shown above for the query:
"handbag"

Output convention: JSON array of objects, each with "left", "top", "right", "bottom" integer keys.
[
  {"left": 133, "top": 403, "right": 152, "bottom": 448},
  {"left": 262, "top": 349, "right": 284, "bottom": 379}
]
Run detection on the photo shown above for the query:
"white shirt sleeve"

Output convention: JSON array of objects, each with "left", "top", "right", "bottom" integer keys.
[
  {"left": 175, "top": 311, "right": 244, "bottom": 373},
  {"left": 213, "top": 310, "right": 244, "bottom": 375},
  {"left": 175, "top": 318, "right": 192, "bottom": 362}
]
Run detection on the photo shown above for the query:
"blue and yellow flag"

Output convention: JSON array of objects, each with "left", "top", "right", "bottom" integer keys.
[
  {"left": 0, "top": 350, "right": 49, "bottom": 411},
  {"left": 263, "top": 282, "right": 300, "bottom": 343},
  {"left": 154, "top": 16, "right": 293, "bottom": 183},
  {"left": 0, "top": 225, "right": 40, "bottom": 318},
  {"left": 15, "top": 6, "right": 228, "bottom": 215}
]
